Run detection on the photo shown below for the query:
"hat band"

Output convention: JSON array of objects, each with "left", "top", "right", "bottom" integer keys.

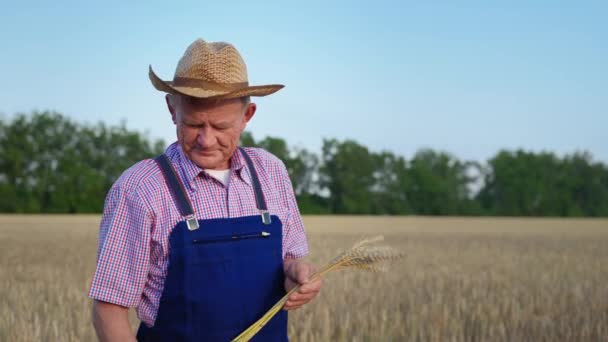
[{"left": 171, "top": 77, "right": 249, "bottom": 91}]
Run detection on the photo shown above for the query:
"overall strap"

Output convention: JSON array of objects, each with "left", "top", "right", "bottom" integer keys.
[
  {"left": 239, "top": 147, "right": 272, "bottom": 225},
  {"left": 154, "top": 155, "right": 200, "bottom": 231}
]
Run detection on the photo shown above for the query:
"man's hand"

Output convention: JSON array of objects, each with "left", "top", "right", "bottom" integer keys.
[{"left": 283, "top": 259, "right": 323, "bottom": 310}]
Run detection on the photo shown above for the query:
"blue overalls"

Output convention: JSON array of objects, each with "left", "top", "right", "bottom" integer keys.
[{"left": 136, "top": 148, "right": 288, "bottom": 342}]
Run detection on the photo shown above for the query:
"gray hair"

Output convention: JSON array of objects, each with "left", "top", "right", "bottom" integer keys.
[{"left": 239, "top": 96, "right": 251, "bottom": 106}]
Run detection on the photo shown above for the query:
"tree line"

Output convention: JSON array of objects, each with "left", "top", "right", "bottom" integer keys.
[{"left": 1, "top": 111, "right": 607, "bottom": 216}]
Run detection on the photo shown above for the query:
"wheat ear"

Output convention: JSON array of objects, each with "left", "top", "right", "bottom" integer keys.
[{"left": 231, "top": 235, "right": 404, "bottom": 342}]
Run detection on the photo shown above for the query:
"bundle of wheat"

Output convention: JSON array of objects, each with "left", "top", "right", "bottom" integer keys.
[{"left": 231, "top": 235, "right": 405, "bottom": 342}]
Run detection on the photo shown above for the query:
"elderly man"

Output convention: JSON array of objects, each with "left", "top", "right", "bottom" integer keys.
[{"left": 88, "top": 39, "right": 322, "bottom": 342}]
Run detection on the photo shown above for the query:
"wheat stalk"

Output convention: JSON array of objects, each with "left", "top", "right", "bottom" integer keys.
[{"left": 231, "top": 235, "right": 404, "bottom": 342}]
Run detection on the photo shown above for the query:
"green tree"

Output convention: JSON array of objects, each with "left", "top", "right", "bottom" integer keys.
[
  {"left": 239, "top": 131, "right": 256, "bottom": 147},
  {"left": 405, "top": 149, "right": 477, "bottom": 215},
  {"left": 242, "top": 133, "right": 319, "bottom": 196},
  {"left": 0, "top": 111, "right": 164, "bottom": 213},
  {"left": 320, "top": 139, "right": 377, "bottom": 214},
  {"left": 3, "top": 114, "right": 607, "bottom": 216},
  {"left": 561, "top": 152, "right": 608, "bottom": 216},
  {"left": 476, "top": 150, "right": 608, "bottom": 216},
  {"left": 370, "top": 151, "right": 411, "bottom": 215},
  {"left": 478, "top": 150, "right": 555, "bottom": 216}
]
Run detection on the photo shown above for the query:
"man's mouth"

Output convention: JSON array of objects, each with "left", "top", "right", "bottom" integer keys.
[{"left": 197, "top": 149, "right": 216, "bottom": 156}]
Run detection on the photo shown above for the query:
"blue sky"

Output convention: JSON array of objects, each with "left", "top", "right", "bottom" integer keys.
[{"left": 1, "top": 0, "right": 606, "bottom": 162}]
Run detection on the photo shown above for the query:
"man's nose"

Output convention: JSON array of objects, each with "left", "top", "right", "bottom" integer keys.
[{"left": 197, "top": 126, "right": 216, "bottom": 148}]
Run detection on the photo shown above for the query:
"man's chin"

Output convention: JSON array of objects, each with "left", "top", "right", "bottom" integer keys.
[
  {"left": 194, "top": 156, "right": 217, "bottom": 168},
  {"left": 184, "top": 148, "right": 230, "bottom": 169},
  {"left": 192, "top": 154, "right": 228, "bottom": 170}
]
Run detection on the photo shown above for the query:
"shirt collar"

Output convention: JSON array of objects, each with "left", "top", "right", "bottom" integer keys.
[{"left": 229, "top": 147, "right": 252, "bottom": 186}]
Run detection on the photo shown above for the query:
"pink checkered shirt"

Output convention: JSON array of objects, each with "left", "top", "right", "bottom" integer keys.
[{"left": 88, "top": 142, "right": 309, "bottom": 326}]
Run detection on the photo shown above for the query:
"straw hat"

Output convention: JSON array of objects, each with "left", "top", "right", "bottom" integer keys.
[{"left": 149, "top": 39, "right": 284, "bottom": 99}]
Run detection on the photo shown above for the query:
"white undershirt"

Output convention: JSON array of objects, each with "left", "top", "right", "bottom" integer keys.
[{"left": 205, "top": 169, "right": 231, "bottom": 186}]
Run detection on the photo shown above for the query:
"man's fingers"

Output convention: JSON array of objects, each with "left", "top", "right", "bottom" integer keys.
[
  {"left": 288, "top": 290, "right": 316, "bottom": 302},
  {"left": 285, "top": 290, "right": 320, "bottom": 310},
  {"left": 285, "top": 298, "right": 307, "bottom": 307},
  {"left": 288, "top": 281, "right": 322, "bottom": 303},
  {"left": 288, "top": 280, "right": 322, "bottom": 300},
  {"left": 283, "top": 260, "right": 323, "bottom": 310},
  {"left": 284, "top": 297, "right": 311, "bottom": 310},
  {"left": 298, "top": 278, "right": 323, "bottom": 294},
  {"left": 290, "top": 286, "right": 319, "bottom": 300}
]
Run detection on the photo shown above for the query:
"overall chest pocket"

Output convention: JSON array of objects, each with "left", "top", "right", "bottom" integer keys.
[
  {"left": 188, "top": 230, "right": 278, "bottom": 261},
  {"left": 181, "top": 230, "right": 278, "bottom": 330}
]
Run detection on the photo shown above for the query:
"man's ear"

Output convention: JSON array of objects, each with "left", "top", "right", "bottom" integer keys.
[
  {"left": 166, "top": 94, "right": 178, "bottom": 124},
  {"left": 243, "top": 102, "right": 257, "bottom": 124}
]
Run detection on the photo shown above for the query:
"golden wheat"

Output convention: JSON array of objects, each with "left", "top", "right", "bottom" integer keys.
[
  {"left": 1, "top": 215, "right": 608, "bottom": 341},
  {"left": 231, "top": 236, "right": 403, "bottom": 341}
]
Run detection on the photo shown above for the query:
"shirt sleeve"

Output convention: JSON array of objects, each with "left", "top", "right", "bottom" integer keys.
[
  {"left": 88, "top": 182, "right": 153, "bottom": 307},
  {"left": 278, "top": 162, "right": 309, "bottom": 259}
]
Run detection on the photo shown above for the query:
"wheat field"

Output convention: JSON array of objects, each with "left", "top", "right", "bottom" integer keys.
[{"left": 1, "top": 215, "right": 607, "bottom": 341}]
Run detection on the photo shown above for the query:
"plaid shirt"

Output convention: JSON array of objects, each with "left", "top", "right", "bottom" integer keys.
[{"left": 88, "top": 142, "right": 309, "bottom": 326}]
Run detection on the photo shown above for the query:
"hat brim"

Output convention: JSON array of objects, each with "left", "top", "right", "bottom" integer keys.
[{"left": 149, "top": 66, "right": 284, "bottom": 99}]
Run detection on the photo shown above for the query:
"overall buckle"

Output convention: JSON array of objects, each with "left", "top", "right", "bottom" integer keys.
[
  {"left": 260, "top": 210, "right": 272, "bottom": 225},
  {"left": 185, "top": 215, "right": 199, "bottom": 231}
]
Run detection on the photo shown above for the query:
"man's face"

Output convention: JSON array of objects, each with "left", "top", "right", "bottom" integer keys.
[{"left": 167, "top": 95, "right": 256, "bottom": 170}]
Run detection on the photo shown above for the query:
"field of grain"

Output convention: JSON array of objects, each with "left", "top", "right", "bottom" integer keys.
[{"left": 1, "top": 215, "right": 607, "bottom": 341}]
